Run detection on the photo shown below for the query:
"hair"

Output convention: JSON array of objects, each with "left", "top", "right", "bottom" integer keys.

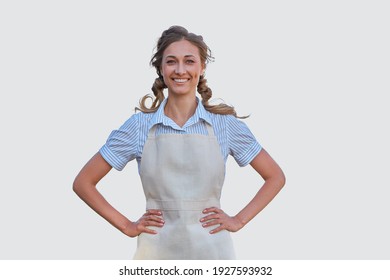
[{"left": 137, "top": 25, "right": 245, "bottom": 118}]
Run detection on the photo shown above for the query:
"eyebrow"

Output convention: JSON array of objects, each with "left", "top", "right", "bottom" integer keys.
[{"left": 164, "top": 55, "right": 196, "bottom": 59}]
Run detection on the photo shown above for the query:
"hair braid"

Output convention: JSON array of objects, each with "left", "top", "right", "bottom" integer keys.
[
  {"left": 136, "top": 77, "right": 166, "bottom": 113},
  {"left": 197, "top": 75, "right": 212, "bottom": 104}
]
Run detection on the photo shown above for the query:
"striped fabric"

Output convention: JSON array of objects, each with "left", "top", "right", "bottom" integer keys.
[{"left": 99, "top": 98, "right": 262, "bottom": 171}]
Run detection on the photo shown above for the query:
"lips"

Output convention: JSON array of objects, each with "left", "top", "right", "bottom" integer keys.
[{"left": 173, "top": 78, "right": 189, "bottom": 83}]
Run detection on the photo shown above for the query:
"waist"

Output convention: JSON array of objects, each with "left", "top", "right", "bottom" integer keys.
[{"left": 146, "top": 199, "right": 220, "bottom": 211}]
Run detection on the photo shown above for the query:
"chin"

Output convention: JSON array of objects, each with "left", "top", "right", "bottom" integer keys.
[{"left": 169, "top": 87, "right": 194, "bottom": 96}]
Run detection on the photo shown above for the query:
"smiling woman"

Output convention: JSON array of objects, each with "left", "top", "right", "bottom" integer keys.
[
  {"left": 73, "top": 25, "right": 285, "bottom": 260},
  {"left": 137, "top": 26, "right": 238, "bottom": 118}
]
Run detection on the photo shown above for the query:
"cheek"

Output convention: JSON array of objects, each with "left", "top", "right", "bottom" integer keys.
[
  {"left": 161, "top": 68, "right": 170, "bottom": 81},
  {"left": 193, "top": 73, "right": 199, "bottom": 80},
  {"left": 193, "top": 69, "right": 201, "bottom": 79}
]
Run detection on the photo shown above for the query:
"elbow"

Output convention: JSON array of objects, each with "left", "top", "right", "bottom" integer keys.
[
  {"left": 72, "top": 174, "right": 97, "bottom": 198},
  {"left": 280, "top": 172, "right": 286, "bottom": 189},
  {"left": 72, "top": 177, "right": 81, "bottom": 195},
  {"left": 72, "top": 175, "right": 86, "bottom": 196},
  {"left": 272, "top": 169, "right": 286, "bottom": 192},
  {"left": 278, "top": 170, "right": 286, "bottom": 190}
]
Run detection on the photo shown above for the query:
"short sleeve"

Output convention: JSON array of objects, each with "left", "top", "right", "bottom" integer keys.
[
  {"left": 99, "top": 114, "right": 140, "bottom": 171},
  {"left": 226, "top": 116, "right": 262, "bottom": 167}
]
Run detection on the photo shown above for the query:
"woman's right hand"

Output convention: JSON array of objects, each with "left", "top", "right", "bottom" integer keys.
[{"left": 122, "top": 209, "right": 165, "bottom": 237}]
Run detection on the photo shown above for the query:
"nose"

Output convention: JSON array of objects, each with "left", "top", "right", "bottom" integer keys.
[{"left": 175, "top": 62, "right": 186, "bottom": 75}]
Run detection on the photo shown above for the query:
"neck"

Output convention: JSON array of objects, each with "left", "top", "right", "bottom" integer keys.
[{"left": 164, "top": 95, "right": 197, "bottom": 127}]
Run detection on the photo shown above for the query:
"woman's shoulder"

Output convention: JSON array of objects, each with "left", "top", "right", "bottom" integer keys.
[
  {"left": 207, "top": 111, "right": 245, "bottom": 127},
  {"left": 115, "top": 110, "right": 154, "bottom": 132},
  {"left": 127, "top": 110, "right": 155, "bottom": 122}
]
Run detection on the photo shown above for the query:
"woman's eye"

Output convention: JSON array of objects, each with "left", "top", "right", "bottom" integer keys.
[
  {"left": 186, "top": 60, "right": 195, "bottom": 64},
  {"left": 166, "top": 60, "right": 175, "bottom": 64}
]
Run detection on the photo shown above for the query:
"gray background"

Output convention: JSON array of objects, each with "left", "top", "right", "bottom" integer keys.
[{"left": 1, "top": 0, "right": 389, "bottom": 259}]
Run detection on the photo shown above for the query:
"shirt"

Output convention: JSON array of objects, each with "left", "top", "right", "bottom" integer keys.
[{"left": 99, "top": 98, "right": 262, "bottom": 171}]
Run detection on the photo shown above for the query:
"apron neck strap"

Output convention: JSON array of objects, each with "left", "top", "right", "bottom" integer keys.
[
  {"left": 148, "top": 124, "right": 158, "bottom": 138},
  {"left": 148, "top": 121, "right": 215, "bottom": 137},
  {"left": 204, "top": 122, "right": 215, "bottom": 136}
]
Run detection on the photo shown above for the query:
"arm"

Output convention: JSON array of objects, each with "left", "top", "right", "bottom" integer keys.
[
  {"left": 73, "top": 152, "right": 164, "bottom": 237},
  {"left": 201, "top": 148, "right": 286, "bottom": 233}
]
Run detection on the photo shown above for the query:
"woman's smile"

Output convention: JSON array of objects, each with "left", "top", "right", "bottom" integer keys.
[{"left": 173, "top": 78, "right": 189, "bottom": 83}]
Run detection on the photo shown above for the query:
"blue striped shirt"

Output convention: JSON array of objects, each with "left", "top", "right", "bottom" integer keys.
[{"left": 99, "top": 98, "right": 262, "bottom": 171}]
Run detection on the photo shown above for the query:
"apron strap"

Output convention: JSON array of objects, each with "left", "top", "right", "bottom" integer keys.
[
  {"left": 204, "top": 122, "right": 215, "bottom": 136},
  {"left": 147, "top": 121, "right": 216, "bottom": 137},
  {"left": 147, "top": 124, "right": 158, "bottom": 138}
]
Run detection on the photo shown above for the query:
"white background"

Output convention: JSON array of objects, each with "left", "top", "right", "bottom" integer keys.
[{"left": 0, "top": 0, "right": 389, "bottom": 260}]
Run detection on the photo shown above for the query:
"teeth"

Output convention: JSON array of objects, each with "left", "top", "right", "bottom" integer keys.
[{"left": 174, "top": 79, "right": 187, "bottom": 82}]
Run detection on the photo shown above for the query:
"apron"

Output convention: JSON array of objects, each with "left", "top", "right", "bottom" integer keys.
[{"left": 133, "top": 122, "right": 236, "bottom": 259}]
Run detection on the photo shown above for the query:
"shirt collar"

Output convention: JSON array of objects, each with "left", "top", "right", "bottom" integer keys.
[{"left": 148, "top": 97, "right": 212, "bottom": 131}]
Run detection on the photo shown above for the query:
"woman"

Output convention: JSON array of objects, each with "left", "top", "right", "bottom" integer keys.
[{"left": 73, "top": 26, "right": 285, "bottom": 259}]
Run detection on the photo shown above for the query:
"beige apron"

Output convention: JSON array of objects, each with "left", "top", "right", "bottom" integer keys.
[{"left": 134, "top": 122, "right": 236, "bottom": 259}]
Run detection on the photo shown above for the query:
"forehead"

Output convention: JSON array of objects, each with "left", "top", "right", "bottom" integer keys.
[{"left": 163, "top": 40, "right": 200, "bottom": 58}]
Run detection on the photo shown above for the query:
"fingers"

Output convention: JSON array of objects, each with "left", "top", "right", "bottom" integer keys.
[
  {"left": 141, "top": 227, "right": 158, "bottom": 235},
  {"left": 137, "top": 209, "right": 165, "bottom": 235},
  {"left": 145, "top": 209, "right": 163, "bottom": 216},
  {"left": 200, "top": 207, "right": 241, "bottom": 234},
  {"left": 202, "top": 207, "right": 221, "bottom": 214},
  {"left": 201, "top": 207, "right": 224, "bottom": 223},
  {"left": 207, "top": 225, "right": 225, "bottom": 234},
  {"left": 143, "top": 210, "right": 164, "bottom": 223},
  {"left": 200, "top": 207, "right": 226, "bottom": 234}
]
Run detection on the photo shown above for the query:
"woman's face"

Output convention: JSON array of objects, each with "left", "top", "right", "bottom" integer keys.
[{"left": 161, "top": 39, "right": 205, "bottom": 97}]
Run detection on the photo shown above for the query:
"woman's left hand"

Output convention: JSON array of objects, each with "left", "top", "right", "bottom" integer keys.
[{"left": 200, "top": 207, "right": 244, "bottom": 234}]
